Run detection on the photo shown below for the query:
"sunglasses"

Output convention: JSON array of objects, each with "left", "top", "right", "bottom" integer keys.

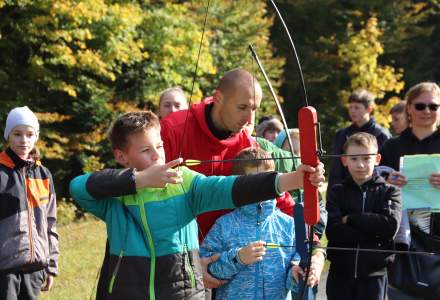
[{"left": 413, "top": 103, "right": 440, "bottom": 112}]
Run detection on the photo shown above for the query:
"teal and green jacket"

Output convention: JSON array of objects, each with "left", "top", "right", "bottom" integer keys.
[{"left": 69, "top": 167, "right": 280, "bottom": 300}]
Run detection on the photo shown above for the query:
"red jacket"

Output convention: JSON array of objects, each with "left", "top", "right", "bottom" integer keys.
[{"left": 161, "top": 98, "right": 294, "bottom": 241}]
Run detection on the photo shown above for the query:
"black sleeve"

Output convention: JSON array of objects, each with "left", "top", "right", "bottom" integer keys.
[
  {"left": 325, "top": 185, "right": 369, "bottom": 244},
  {"left": 346, "top": 186, "right": 401, "bottom": 240},
  {"left": 86, "top": 168, "right": 136, "bottom": 198},
  {"left": 327, "top": 130, "right": 345, "bottom": 191},
  {"left": 231, "top": 171, "right": 279, "bottom": 207}
]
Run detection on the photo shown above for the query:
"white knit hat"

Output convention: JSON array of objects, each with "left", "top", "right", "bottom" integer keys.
[{"left": 4, "top": 106, "right": 40, "bottom": 140}]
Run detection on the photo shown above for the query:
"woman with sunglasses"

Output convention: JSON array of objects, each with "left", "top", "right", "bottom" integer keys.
[{"left": 380, "top": 82, "right": 440, "bottom": 300}]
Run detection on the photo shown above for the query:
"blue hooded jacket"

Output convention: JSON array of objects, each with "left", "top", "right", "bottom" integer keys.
[{"left": 199, "top": 199, "right": 300, "bottom": 300}]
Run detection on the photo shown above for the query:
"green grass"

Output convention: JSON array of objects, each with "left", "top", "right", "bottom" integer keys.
[{"left": 41, "top": 219, "right": 106, "bottom": 300}]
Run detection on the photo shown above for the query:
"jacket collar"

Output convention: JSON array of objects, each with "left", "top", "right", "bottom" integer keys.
[
  {"left": 349, "top": 118, "right": 375, "bottom": 131},
  {"left": 401, "top": 127, "right": 440, "bottom": 142},
  {"left": 192, "top": 97, "right": 254, "bottom": 146},
  {"left": 238, "top": 199, "right": 277, "bottom": 220},
  {"left": 0, "top": 148, "right": 37, "bottom": 169},
  {"left": 343, "top": 174, "right": 386, "bottom": 189}
]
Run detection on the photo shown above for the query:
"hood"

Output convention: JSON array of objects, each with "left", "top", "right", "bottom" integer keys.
[
  {"left": 236, "top": 199, "right": 277, "bottom": 220},
  {"left": 192, "top": 97, "right": 253, "bottom": 147}
]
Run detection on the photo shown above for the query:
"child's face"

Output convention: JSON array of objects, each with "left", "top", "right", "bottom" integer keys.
[
  {"left": 114, "top": 127, "right": 165, "bottom": 171},
  {"left": 348, "top": 102, "right": 372, "bottom": 125},
  {"left": 8, "top": 125, "right": 38, "bottom": 159},
  {"left": 391, "top": 112, "right": 408, "bottom": 135},
  {"left": 158, "top": 93, "right": 188, "bottom": 119},
  {"left": 263, "top": 129, "right": 279, "bottom": 142},
  {"left": 341, "top": 144, "right": 381, "bottom": 185}
]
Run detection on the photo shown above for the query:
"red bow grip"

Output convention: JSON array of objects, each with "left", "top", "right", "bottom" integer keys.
[{"left": 298, "top": 106, "right": 320, "bottom": 225}]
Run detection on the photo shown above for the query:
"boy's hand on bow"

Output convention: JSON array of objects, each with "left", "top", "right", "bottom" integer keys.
[
  {"left": 238, "top": 241, "right": 266, "bottom": 265},
  {"left": 300, "top": 162, "right": 325, "bottom": 188},
  {"left": 135, "top": 158, "right": 183, "bottom": 188}
]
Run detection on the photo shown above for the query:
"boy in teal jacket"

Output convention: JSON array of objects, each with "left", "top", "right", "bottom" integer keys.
[{"left": 69, "top": 111, "right": 325, "bottom": 300}]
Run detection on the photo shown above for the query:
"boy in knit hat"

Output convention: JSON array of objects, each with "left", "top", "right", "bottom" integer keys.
[
  {"left": 256, "top": 117, "right": 283, "bottom": 143},
  {"left": 0, "top": 106, "right": 59, "bottom": 299}
]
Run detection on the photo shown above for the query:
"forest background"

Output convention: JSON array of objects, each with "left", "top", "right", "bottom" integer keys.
[{"left": 1, "top": 0, "right": 440, "bottom": 201}]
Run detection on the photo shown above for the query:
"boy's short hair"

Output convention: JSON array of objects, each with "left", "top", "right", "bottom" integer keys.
[
  {"left": 108, "top": 111, "right": 159, "bottom": 150},
  {"left": 390, "top": 101, "right": 407, "bottom": 114},
  {"left": 348, "top": 89, "right": 375, "bottom": 108},
  {"left": 342, "top": 132, "right": 378, "bottom": 154},
  {"left": 232, "top": 147, "right": 275, "bottom": 175}
]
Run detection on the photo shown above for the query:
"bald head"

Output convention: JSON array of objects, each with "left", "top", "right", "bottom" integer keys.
[
  {"left": 211, "top": 69, "right": 263, "bottom": 134},
  {"left": 217, "top": 68, "right": 262, "bottom": 100}
]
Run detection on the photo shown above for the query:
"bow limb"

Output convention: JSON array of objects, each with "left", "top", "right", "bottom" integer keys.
[
  {"left": 267, "top": 1, "right": 321, "bottom": 299},
  {"left": 248, "top": 44, "right": 318, "bottom": 300}
]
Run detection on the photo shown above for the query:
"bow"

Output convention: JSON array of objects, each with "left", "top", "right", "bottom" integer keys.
[{"left": 267, "top": 1, "right": 321, "bottom": 299}]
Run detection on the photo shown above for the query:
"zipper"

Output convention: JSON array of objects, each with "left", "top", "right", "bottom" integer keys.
[
  {"left": 22, "top": 167, "right": 35, "bottom": 263},
  {"left": 255, "top": 203, "right": 262, "bottom": 299},
  {"left": 138, "top": 199, "right": 156, "bottom": 300},
  {"left": 354, "top": 189, "right": 367, "bottom": 278},
  {"left": 108, "top": 250, "right": 124, "bottom": 293},
  {"left": 183, "top": 244, "right": 196, "bottom": 289}
]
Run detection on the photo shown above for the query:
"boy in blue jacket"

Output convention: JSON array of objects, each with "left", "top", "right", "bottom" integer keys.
[
  {"left": 69, "top": 111, "right": 325, "bottom": 300},
  {"left": 200, "top": 148, "right": 304, "bottom": 299}
]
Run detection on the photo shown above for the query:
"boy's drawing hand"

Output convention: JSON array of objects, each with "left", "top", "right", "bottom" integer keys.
[
  {"left": 430, "top": 172, "right": 440, "bottom": 189},
  {"left": 135, "top": 158, "right": 183, "bottom": 188},
  {"left": 200, "top": 254, "right": 226, "bottom": 289},
  {"left": 387, "top": 171, "right": 407, "bottom": 187},
  {"left": 297, "top": 162, "right": 325, "bottom": 188},
  {"left": 41, "top": 275, "right": 54, "bottom": 292},
  {"left": 238, "top": 241, "right": 266, "bottom": 265}
]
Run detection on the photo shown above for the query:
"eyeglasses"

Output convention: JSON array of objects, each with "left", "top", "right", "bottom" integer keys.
[{"left": 413, "top": 103, "right": 440, "bottom": 112}]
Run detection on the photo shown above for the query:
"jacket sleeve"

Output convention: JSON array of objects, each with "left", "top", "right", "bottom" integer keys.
[
  {"left": 325, "top": 185, "right": 369, "bottom": 244},
  {"left": 379, "top": 139, "right": 399, "bottom": 171},
  {"left": 346, "top": 186, "right": 401, "bottom": 240},
  {"left": 276, "top": 192, "right": 294, "bottom": 216},
  {"left": 376, "top": 130, "right": 391, "bottom": 149},
  {"left": 69, "top": 169, "right": 135, "bottom": 220},
  {"left": 46, "top": 171, "right": 59, "bottom": 276},
  {"left": 199, "top": 220, "right": 246, "bottom": 280},
  {"left": 327, "top": 130, "right": 345, "bottom": 191},
  {"left": 190, "top": 171, "right": 280, "bottom": 215}
]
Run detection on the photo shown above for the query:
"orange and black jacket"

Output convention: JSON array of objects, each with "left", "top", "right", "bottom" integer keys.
[{"left": 0, "top": 148, "right": 59, "bottom": 275}]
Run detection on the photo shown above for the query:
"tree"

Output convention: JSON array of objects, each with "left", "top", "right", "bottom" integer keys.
[
  {"left": 0, "top": 0, "right": 284, "bottom": 197},
  {"left": 338, "top": 16, "right": 405, "bottom": 128}
]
